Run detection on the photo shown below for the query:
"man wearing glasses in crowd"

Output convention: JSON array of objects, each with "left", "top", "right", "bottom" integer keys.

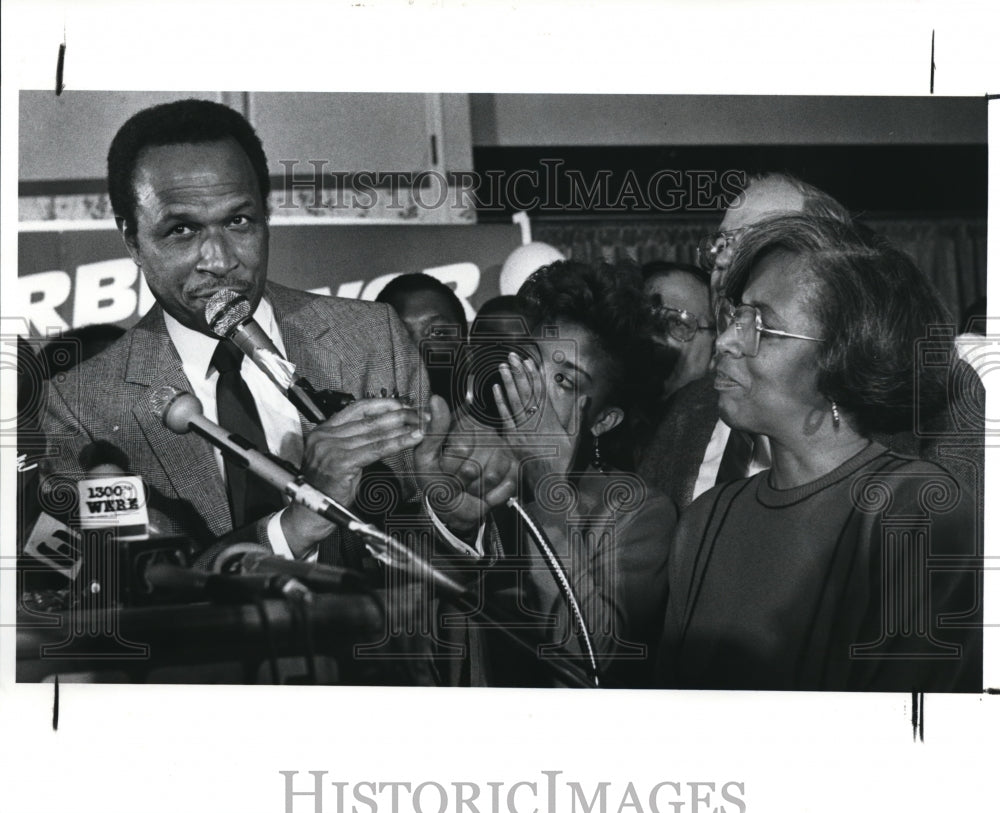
[
  {"left": 700, "top": 172, "right": 851, "bottom": 307},
  {"left": 642, "top": 261, "right": 715, "bottom": 400},
  {"left": 638, "top": 173, "right": 849, "bottom": 508}
]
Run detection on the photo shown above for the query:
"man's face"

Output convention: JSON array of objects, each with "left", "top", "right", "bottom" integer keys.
[
  {"left": 709, "top": 179, "right": 806, "bottom": 300},
  {"left": 397, "top": 289, "right": 466, "bottom": 405},
  {"left": 397, "top": 290, "right": 464, "bottom": 346},
  {"left": 123, "top": 138, "right": 269, "bottom": 335},
  {"left": 645, "top": 272, "right": 714, "bottom": 392}
]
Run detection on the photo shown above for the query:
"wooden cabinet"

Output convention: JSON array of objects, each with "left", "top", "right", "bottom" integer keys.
[
  {"left": 19, "top": 90, "right": 223, "bottom": 183},
  {"left": 18, "top": 90, "right": 472, "bottom": 185}
]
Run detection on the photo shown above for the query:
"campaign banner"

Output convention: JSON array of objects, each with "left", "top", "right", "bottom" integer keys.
[{"left": 16, "top": 223, "right": 523, "bottom": 337}]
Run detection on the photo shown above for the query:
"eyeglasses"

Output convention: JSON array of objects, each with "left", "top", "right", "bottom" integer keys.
[
  {"left": 697, "top": 227, "right": 749, "bottom": 272},
  {"left": 650, "top": 304, "right": 715, "bottom": 343},
  {"left": 716, "top": 297, "right": 824, "bottom": 357}
]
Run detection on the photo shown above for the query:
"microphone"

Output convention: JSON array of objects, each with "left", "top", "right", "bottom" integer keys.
[
  {"left": 150, "top": 386, "right": 369, "bottom": 529},
  {"left": 204, "top": 290, "right": 355, "bottom": 422},
  {"left": 213, "top": 544, "right": 367, "bottom": 593},
  {"left": 149, "top": 386, "right": 470, "bottom": 600},
  {"left": 145, "top": 562, "right": 311, "bottom": 604}
]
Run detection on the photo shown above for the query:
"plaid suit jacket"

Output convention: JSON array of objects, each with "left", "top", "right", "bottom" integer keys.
[{"left": 39, "top": 282, "right": 428, "bottom": 553}]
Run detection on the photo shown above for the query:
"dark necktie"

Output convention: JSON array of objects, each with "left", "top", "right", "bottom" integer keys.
[
  {"left": 211, "top": 340, "right": 285, "bottom": 527},
  {"left": 715, "top": 428, "right": 755, "bottom": 485}
]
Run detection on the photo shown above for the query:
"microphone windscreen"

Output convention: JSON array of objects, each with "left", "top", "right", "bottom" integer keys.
[
  {"left": 150, "top": 386, "right": 202, "bottom": 433},
  {"left": 205, "top": 289, "right": 251, "bottom": 337}
]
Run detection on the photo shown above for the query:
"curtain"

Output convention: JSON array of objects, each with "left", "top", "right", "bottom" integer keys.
[{"left": 534, "top": 216, "right": 987, "bottom": 325}]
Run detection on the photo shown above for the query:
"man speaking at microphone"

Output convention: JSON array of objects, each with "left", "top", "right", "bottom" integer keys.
[{"left": 38, "top": 98, "right": 514, "bottom": 565}]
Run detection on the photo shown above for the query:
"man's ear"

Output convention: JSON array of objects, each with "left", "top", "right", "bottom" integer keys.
[
  {"left": 589, "top": 406, "right": 624, "bottom": 438},
  {"left": 118, "top": 218, "right": 140, "bottom": 266}
]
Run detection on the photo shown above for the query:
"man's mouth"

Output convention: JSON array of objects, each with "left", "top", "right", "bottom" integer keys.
[
  {"left": 190, "top": 284, "right": 248, "bottom": 302},
  {"left": 714, "top": 369, "right": 742, "bottom": 390}
]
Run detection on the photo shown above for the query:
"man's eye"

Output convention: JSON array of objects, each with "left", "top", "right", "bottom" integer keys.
[
  {"left": 553, "top": 372, "right": 574, "bottom": 389},
  {"left": 229, "top": 215, "right": 251, "bottom": 227},
  {"left": 167, "top": 224, "right": 193, "bottom": 236}
]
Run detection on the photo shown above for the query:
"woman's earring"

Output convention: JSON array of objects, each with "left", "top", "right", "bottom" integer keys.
[
  {"left": 830, "top": 400, "right": 841, "bottom": 428},
  {"left": 593, "top": 436, "right": 607, "bottom": 473}
]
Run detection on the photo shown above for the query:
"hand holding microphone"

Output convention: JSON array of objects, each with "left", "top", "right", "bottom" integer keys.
[
  {"left": 201, "top": 289, "right": 426, "bottom": 552},
  {"left": 149, "top": 386, "right": 465, "bottom": 595},
  {"left": 282, "top": 397, "right": 428, "bottom": 553},
  {"left": 149, "top": 386, "right": 386, "bottom": 535},
  {"left": 202, "top": 287, "right": 424, "bottom": 509}
]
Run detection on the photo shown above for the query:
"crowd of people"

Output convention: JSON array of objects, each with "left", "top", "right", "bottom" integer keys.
[{"left": 19, "top": 98, "right": 984, "bottom": 692}]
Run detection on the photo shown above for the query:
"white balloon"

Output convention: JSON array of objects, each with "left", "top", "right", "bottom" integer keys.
[{"left": 498, "top": 242, "right": 566, "bottom": 296}]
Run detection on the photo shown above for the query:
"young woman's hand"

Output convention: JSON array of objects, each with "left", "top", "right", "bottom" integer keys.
[{"left": 493, "top": 352, "right": 588, "bottom": 491}]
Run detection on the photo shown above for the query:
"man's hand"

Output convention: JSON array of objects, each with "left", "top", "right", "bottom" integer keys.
[
  {"left": 413, "top": 395, "right": 517, "bottom": 538},
  {"left": 281, "top": 398, "right": 424, "bottom": 555}
]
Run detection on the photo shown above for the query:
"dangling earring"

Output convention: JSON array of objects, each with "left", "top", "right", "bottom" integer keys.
[
  {"left": 593, "top": 435, "right": 607, "bottom": 473},
  {"left": 830, "top": 400, "right": 841, "bottom": 428}
]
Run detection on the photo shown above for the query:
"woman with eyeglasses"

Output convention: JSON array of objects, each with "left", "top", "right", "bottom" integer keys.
[{"left": 657, "top": 214, "right": 981, "bottom": 692}]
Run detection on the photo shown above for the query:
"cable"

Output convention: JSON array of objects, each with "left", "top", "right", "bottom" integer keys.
[
  {"left": 363, "top": 526, "right": 595, "bottom": 688},
  {"left": 291, "top": 595, "right": 318, "bottom": 685},
  {"left": 506, "top": 496, "right": 601, "bottom": 688},
  {"left": 253, "top": 597, "right": 281, "bottom": 684}
]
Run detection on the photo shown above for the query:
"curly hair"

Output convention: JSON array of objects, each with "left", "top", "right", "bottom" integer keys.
[
  {"left": 107, "top": 98, "right": 271, "bottom": 230},
  {"left": 641, "top": 260, "right": 712, "bottom": 291},
  {"left": 721, "top": 214, "right": 952, "bottom": 436},
  {"left": 517, "top": 260, "right": 661, "bottom": 468}
]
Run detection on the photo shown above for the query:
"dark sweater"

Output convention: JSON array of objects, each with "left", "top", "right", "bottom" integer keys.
[{"left": 657, "top": 443, "right": 981, "bottom": 692}]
